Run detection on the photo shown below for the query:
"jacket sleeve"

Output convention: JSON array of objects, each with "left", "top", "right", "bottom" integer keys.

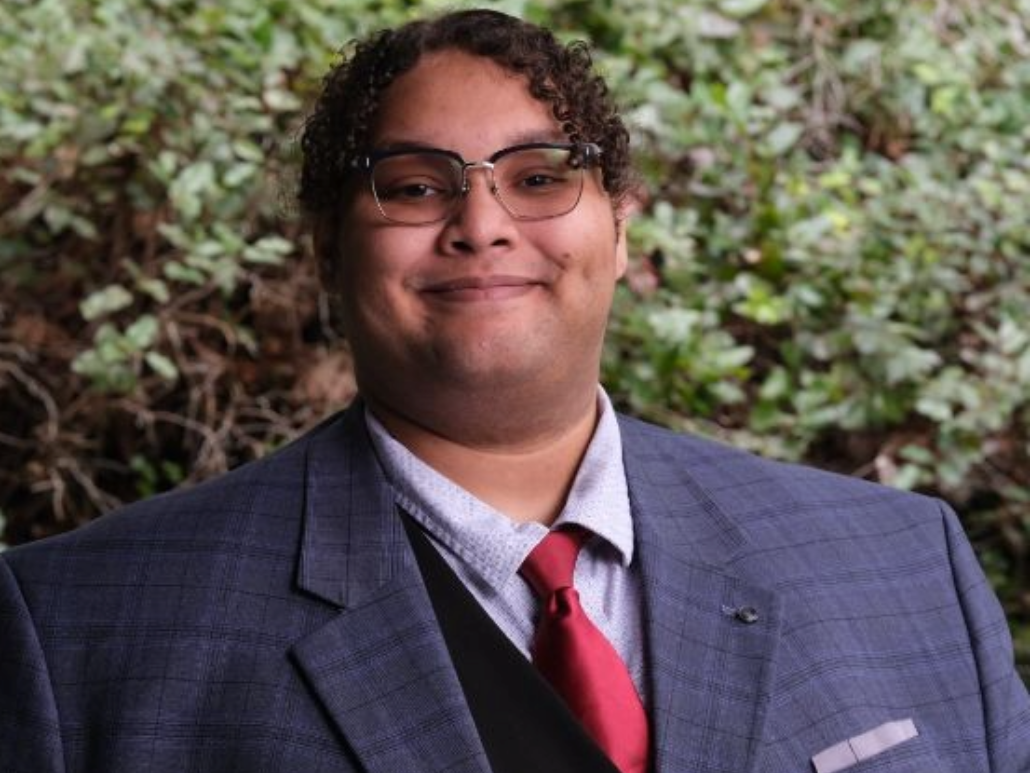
[
  {"left": 0, "top": 554, "right": 66, "bottom": 773},
  {"left": 942, "top": 503, "right": 1030, "bottom": 772}
]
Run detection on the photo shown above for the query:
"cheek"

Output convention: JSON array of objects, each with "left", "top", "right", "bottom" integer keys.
[
  {"left": 338, "top": 230, "right": 426, "bottom": 315},
  {"left": 335, "top": 236, "right": 384, "bottom": 320},
  {"left": 554, "top": 206, "right": 622, "bottom": 275}
]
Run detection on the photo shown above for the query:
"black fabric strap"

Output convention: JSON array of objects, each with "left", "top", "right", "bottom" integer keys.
[{"left": 401, "top": 513, "right": 623, "bottom": 773}]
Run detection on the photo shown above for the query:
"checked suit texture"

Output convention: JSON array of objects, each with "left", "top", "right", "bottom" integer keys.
[{"left": 1, "top": 404, "right": 1028, "bottom": 772}]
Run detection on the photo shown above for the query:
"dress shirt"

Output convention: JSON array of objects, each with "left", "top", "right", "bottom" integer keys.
[{"left": 364, "top": 388, "right": 648, "bottom": 700}]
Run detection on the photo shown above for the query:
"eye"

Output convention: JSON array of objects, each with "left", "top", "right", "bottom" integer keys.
[
  {"left": 497, "top": 148, "right": 579, "bottom": 196},
  {"left": 521, "top": 173, "right": 563, "bottom": 189},
  {"left": 371, "top": 153, "right": 459, "bottom": 204},
  {"left": 508, "top": 168, "right": 575, "bottom": 196},
  {"left": 380, "top": 180, "right": 446, "bottom": 201}
]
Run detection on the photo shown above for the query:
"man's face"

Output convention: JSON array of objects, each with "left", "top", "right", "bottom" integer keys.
[{"left": 328, "top": 50, "right": 628, "bottom": 416}]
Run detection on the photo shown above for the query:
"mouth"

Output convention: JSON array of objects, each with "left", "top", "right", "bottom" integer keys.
[{"left": 420, "top": 275, "right": 544, "bottom": 302}]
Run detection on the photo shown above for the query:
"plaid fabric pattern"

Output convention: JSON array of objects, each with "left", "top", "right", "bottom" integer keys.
[{"left": 1, "top": 404, "right": 1027, "bottom": 772}]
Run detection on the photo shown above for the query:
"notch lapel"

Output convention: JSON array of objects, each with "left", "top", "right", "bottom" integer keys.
[
  {"left": 620, "top": 416, "right": 782, "bottom": 773},
  {"left": 289, "top": 406, "right": 490, "bottom": 773}
]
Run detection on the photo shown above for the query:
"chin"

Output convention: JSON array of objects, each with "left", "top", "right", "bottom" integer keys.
[
  {"left": 440, "top": 357, "right": 537, "bottom": 391},
  {"left": 440, "top": 331, "right": 553, "bottom": 376}
]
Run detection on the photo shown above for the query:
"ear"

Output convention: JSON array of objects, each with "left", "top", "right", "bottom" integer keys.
[
  {"left": 614, "top": 218, "right": 629, "bottom": 279},
  {"left": 612, "top": 191, "right": 642, "bottom": 280}
]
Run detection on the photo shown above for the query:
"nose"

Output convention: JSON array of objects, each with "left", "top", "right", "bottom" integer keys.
[{"left": 438, "top": 164, "right": 518, "bottom": 256}]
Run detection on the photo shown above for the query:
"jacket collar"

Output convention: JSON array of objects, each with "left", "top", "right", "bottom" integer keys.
[{"left": 295, "top": 403, "right": 408, "bottom": 608}]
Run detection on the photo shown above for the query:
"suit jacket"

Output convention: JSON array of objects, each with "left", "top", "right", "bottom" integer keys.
[{"left": 1, "top": 404, "right": 1028, "bottom": 772}]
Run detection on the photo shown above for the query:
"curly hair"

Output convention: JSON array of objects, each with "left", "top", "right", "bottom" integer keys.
[{"left": 298, "top": 9, "right": 634, "bottom": 226}]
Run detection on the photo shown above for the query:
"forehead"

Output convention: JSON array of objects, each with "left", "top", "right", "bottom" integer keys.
[{"left": 369, "top": 50, "right": 566, "bottom": 152}]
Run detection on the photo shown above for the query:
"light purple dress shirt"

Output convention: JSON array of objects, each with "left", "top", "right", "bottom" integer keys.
[{"left": 364, "top": 388, "right": 648, "bottom": 701}]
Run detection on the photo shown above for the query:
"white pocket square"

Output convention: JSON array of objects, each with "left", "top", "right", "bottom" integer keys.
[{"left": 811, "top": 718, "right": 919, "bottom": 773}]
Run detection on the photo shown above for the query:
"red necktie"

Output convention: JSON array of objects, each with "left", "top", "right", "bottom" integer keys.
[{"left": 519, "top": 526, "right": 650, "bottom": 773}]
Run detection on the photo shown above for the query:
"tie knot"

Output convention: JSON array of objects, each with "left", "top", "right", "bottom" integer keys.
[{"left": 519, "top": 526, "right": 591, "bottom": 600}]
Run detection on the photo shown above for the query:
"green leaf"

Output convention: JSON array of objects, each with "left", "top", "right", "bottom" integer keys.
[
  {"left": 145, "top": 351, "right": 179, "bottom": 381},
  {"left": 125, "top": 315, "right": 159, "bottom": 349},
  {"left": 80, "top": 284, "right": 134, "bottom": 321},
  {"left": 163, "top": 261, "right": 206, "bottom": 285},
  {"left": 137, "top": 278, "right": 170, "bottom": 303},
  {"left": 243, "top": 235, "right": 294, "bottom": 265},
  {"left": 765, "top": 122, "right": 804, "bottom": 156},
  {"left": 169, "top": 160, "right": 216, "bottom": 220},
  {"left": 697, "top": 12, "right": 741, "bottom": 39},
  {"left": 718, "top": 0, "right": 769, "bottom": 18}
]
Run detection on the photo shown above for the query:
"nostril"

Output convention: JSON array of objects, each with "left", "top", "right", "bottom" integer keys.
[{"left": 447, "top": 237, "right": 475, "bottom": 254}]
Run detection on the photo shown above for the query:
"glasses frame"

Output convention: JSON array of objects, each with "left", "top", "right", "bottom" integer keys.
[{"left": 352, "top": 141, "right": 603, "bottom": 225}]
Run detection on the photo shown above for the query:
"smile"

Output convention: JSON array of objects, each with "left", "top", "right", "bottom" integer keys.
[{"left": 421, "top": 275, "right": 544, "bottom": 302}]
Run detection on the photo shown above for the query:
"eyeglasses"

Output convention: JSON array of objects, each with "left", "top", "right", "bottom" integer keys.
[{"left": 352, "top": 142, "right": 603, "bottom": 225}]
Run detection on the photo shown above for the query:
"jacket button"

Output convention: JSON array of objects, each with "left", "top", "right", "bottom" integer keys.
[{"left": 735, "top": 606, "right": 759, "bottom": 624}]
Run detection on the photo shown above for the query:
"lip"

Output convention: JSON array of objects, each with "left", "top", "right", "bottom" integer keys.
[{"left": 420, "top": 275, "right": 544, "bottom": 302}]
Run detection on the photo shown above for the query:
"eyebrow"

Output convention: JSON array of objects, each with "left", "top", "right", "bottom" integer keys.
[{"left": 372, "top": 129, "right": 570, "bottom": 156}]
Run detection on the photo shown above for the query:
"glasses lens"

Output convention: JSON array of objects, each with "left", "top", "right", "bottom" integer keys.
[
  {"left": 494, "top": 147, "right": 585, "bottom": 220},
  {"left": 371, "top": 153, "right": 461, "bottom": 224}
]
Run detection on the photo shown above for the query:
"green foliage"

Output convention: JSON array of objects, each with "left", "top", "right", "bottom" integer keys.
[
  {"left": 0, "top": 0, "right": 391, "bottom": 535},
  {"left": 1, "top": 0, "right": 1027, "bottom": 669}
]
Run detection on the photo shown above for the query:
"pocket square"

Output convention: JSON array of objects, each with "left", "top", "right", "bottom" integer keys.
[{"left": 811, "top": 718, "right": 919, "bottom": 773}]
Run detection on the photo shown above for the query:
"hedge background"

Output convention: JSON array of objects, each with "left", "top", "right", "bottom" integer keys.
[{"left": 2, "top": 0, "right": 1028, "bottom": 678}]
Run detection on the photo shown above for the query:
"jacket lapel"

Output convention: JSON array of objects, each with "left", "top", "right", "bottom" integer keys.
[
  {"left": 620, "top": 417, "right": 782, "bottom": 773},
  {"left": 289, "top": 406, "right": 490, "bottom": 773}
]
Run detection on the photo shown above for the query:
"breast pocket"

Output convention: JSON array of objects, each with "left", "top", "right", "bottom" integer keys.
[{"left": 811, "top": 718, "right": 942, "bottom": 772}]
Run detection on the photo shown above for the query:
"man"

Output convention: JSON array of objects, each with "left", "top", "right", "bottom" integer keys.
[{"left": 1, "top": 9, "right": 1028, "bottom": 773}]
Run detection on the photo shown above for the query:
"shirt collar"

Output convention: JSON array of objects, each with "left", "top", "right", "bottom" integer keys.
[{"left": 553, "top": 390, "right": 634, "bottom": 567}]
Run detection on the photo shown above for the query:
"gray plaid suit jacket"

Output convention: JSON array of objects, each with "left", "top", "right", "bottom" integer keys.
[{"left": 2, "top": 404, "right": 1028, "bottom": 772}]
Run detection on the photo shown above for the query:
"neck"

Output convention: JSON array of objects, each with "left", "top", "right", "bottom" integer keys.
[{"left": 365, "top": 388, "right": 600, "bottom": 525}]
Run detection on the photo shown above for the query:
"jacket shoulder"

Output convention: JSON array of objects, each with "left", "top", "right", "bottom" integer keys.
[
  {"left": 2, "top": 407, "right": 356, "bottom": 580},
  {"left": 616, "top": 411, "right": 946, "bottom": 531}
]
